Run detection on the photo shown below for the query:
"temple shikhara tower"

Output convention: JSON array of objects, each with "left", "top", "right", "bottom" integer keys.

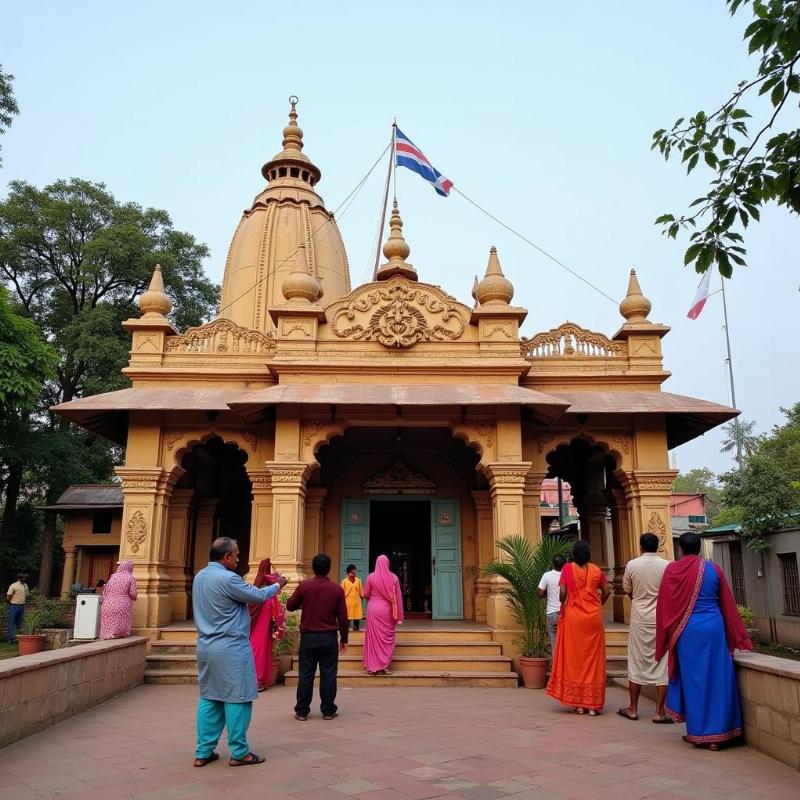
[{"left": 54, "top": 103, "right": 736, "bottom": 656}]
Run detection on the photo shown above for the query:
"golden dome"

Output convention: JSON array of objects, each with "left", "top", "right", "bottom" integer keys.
[
  {"left": 376, "top": 201, "right": 417, "bottom": 281},
  {"left": 217, "top": 98, "right": 350, "bottom": 332},
  {"left": 619, "top": 269, "right": 652, "bottom": 324},
  {"left": 139, "top": 264, "right": 173, "bottom": 318},
  {"left": 475, "top": 247, "right": 513, "bottom": 305}
]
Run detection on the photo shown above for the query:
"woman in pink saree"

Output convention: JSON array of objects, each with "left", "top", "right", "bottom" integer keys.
[
  {"left": 248, "top": 559, "right": 285, "bottom": 691},
  {"left": 99, "top": 561, "right": 138, "bottom": 639},
  {"left": 363, "top": 555, "right": 404, "bottom": 675}
]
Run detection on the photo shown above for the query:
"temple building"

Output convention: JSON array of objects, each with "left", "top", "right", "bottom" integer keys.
[{"left": 54, "top": 102, "right": 737, "bottom": 642}]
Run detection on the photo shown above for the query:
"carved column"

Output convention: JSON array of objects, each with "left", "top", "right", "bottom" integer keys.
[
  {"left": 304, "top": 487, "right": 328, "bottom": 576},
  {"left": 523, "top": 471, "right": 547, "bottom": 544},
  {"left": 60, "top": 547, "right": 78, "bottom": 600},
  {"left": 471, "top": 490, "right": 493, "bottom": 624},
  {"left": 264, "top": 461, "right": 316, "bottom": 584},
  {"left": 622, "top": 470, "right": 678, "bottom": 562},
  {"left": 164, "top": 488, "right": 194, "bottom": 621},
  {"left": 116, "top": 465, "right": 185, "bottom": 628},
  {"left": 608, "top": 488, "right": 633, "bottom": 623},
  {"left": 246, "top": 470, "right": 273, "bottom": 582},
  {"left": 483, "top": 461, "right": 532, "bottom": 630}
]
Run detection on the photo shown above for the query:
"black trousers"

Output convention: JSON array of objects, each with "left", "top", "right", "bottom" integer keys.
[{"left": 294, "top": 631, "right": 339, "bottom": 716}]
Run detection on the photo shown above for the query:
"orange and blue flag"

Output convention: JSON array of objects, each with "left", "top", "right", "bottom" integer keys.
[{"left": 395, "top": 128, "right": 453, "bottom": 197}]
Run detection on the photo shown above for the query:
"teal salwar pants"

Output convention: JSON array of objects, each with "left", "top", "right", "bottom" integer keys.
[{"left": 195, "top": 698, "right": 253, "bottom": 760}]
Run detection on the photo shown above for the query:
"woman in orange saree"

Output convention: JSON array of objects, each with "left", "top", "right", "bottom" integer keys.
[{"left": 546, "top": 540, "right": 610, "bottom": 715}]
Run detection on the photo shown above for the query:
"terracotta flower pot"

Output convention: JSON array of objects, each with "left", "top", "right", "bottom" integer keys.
[
  {"left": 518, "top": 656, "right": 548, "bottom": 689},
  {"left": 17, "top": 634, "right": 46, "bottom": 656},
  {"left": 268, "top": 658, "right": 280, "bottom": 687}
]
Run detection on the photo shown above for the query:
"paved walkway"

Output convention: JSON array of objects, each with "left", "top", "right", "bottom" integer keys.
[{"left": 1, "top": 684, "right": 798, "bottom": 799}]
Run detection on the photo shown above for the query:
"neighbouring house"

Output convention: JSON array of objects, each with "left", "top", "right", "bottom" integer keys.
[
  {"left": 709, "top": 521, "right": 800, "bottom": 647},
  {"left": 41, "top": 485, "right": 123, "bottom": 596},
  {"left": 671, "top": 491, "right": 713, "bottom": 559}
]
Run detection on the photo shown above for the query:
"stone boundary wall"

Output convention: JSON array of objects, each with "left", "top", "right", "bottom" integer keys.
[
  {"left": 735, "top": 651, "right": 800, "bottom": 770},
  {"left": 0, "top": 636, "right": 147, "bottom": 748}
]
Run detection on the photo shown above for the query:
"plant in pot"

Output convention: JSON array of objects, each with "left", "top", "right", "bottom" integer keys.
[
  {"left": 482, "top": 534, "right": 571, "bottom": 689},
  {"left": 274, "top": 613, "right": 299, "bottom": 682},
  {"left": 15, "top": 595, "right": 65, "bottom": 655}
]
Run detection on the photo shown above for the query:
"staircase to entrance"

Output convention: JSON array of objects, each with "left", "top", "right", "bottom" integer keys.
[{"left": 143, "top": 621, "right": 629, "bottom": 687}]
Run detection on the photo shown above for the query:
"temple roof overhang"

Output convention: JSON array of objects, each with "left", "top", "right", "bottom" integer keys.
[
  {"left": 548, "top": 390, "right": 739, "bottom": 448},
  {"left": 39, "top": 483, "right": 124, "bottom": 512},
  {"left": 52, "top": 384, "right": 737, "bottom": 450}
]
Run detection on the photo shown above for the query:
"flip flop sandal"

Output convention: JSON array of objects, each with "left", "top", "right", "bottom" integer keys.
[
  {"left": 587, "top": 709, "right": 600, "bottom": 717},
  {"left": 652, "top": 716, "right": 675, "bottom": 724},
  {"left": 194, "top": 752, "right": 219, "bottom": 767},
  {"left": 572, "top": 707, "right": 585, "bottom": 715},
  {"left": 229, "top": 753, "right": 266, "bottom": 767},
  {"left": 617, "top": 708, "right": 639, "bottom": 721}
]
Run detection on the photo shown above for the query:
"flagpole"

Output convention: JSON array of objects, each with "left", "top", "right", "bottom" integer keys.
[
  {"left": 720, "top": 275, "right": 742, "bottom": 466},
  {"left": 372, "top": 122, "right": 396, "bottom": 280}
]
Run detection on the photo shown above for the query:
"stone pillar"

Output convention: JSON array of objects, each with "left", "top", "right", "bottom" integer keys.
[
  {"left": 60, "top": 547, "right": 78, "bottom": 600},
  {"left": 164, "top": 488, "right": 194, "bottom": 622},
  {"left": 116, "top": 465, "right": 185, "bottom": 628},
  {"left": 471, "top": 490, "right": 493, "bottom": 624},
  {"left": 483, "top": 462, "right": 531, "bottom": 630},
  {"left": 304, "top": 487, "right": 328, "bottom": 575},
  {"left": 608, "top": 488, "right": 633, "bottom": 623},
  {"left": 622, "top": 470, "right": 678, "bottom": 561},
  {"left": 264, "top": 461, "right": 315, "bottom": 585},
  {"left": 246, "top": 470, "right": 273, "bottom": 581},
  {"left": 523, "top": 471, "right": 547, "bottom": 544}
]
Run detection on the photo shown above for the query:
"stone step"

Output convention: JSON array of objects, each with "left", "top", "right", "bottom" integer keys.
[
  {"left": 291, "top": 654, "right": 514, "bottom": 673},
  {"left": 151, "top": 640, "right": 197, "bottom": 655},
  {"left": 144, "top": 669, "right": 198, "bottom": 685},
  {"left": 283, "top": 670, "right": 519, "bottom": 688},
  {"left": 347, "top": 628, "right": 494, "bottom": 644},
  {"left": 156, "top": 627, "right": 198, "bottom": 643},
  {"left": 146, "top": 654, "right": 198, "bottom": 671},
  {"left": 341, "top": 641, "right": 503, "bottom": 657}
]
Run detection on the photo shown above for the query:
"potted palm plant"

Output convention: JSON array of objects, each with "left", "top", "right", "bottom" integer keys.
[{"left": 483, "top": 534, "right": 571, "bottom": 688}]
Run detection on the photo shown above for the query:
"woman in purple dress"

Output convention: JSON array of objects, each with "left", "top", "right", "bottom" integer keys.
[{"left": 363, "top": 555, "right": 404, "bottom": 675}]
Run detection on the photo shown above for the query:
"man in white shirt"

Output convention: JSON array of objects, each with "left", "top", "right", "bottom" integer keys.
[
  {"left": 6, "top": 572, "right": 29, "bottom": 643},
  {"left": 538, "top": 555, "right": 566, "bottom": 655}
]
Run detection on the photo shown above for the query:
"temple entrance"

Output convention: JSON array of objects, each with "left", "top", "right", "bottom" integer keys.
[{"left": 370, "top": 500, "right": 432, "bottom": 617}]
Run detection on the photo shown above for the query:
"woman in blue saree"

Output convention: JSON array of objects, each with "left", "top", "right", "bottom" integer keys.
[{"left": 655, "top": 532, "right": 751, "bottom": 750}]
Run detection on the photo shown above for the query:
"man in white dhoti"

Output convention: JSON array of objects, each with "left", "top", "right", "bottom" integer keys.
[
  {"left": 617, "top": 533, "right": 673, "bottom": 723},
  {"left": 192, "top": 537, "right": 287, "bottom": 767}
]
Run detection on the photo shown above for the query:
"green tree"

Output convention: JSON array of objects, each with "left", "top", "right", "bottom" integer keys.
[
  {"left": 0, "top": 65, "right": 19, "bottom": 167},
  {"left": 720, "top": 403, "right": 800, "bottom": 549},
  {"left": 653, "top": 0, "right": 800, "bottom": 276},
  {"left": 0, "top": 178, "right": 219, "bottom": 591},
  {"left": 673, "top": 467, "right": 725, "bottom": 519},
  {"left": 720, "top": 418, "right": 761, "bottom": 462}
]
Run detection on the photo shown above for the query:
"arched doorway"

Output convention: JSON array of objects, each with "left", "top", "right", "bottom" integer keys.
[
  {"left": 313, "top": 426, "right": 484, "bottom": 620},
  {"left": 177, "top": 436, "right": 253, "bottom": 580}
]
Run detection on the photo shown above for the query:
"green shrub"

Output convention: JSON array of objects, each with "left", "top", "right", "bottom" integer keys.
[{"left": 738, "top": 605, "right": 756, "bottom": 628}]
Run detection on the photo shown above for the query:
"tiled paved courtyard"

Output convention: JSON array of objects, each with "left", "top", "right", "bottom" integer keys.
[{"left": 1, "top": 683, "right": 798, "bottom": 799}]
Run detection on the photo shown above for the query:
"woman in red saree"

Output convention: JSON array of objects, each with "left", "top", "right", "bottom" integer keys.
[
  {"left": 546, "top": 540, "right": 610, "bottom": 715},
  {"left": 248, "top": 559, "right": 285, "bottom": 692},
  {"left": 656, "top": 532, "right": 751, "bottom": 749}
]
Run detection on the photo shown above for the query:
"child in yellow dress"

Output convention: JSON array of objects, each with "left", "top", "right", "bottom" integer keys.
[{"left": 341, "top": 564, "right": 364, "bottom": 631}]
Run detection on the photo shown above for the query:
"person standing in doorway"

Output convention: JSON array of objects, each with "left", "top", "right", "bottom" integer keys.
[
  {"left": 656, "top": 532, "right": 751, "bottom": 749},
  {"left": 363, "top": 555, "right": 405, "bottom": 676},
  {"left": 546, "top": 540, "right": 610, "bottom": 715},
  {"left": 6, "top": 572, "right": 29, "bottom": 643},
  {"left": 617, "top": 533, "right": 672, "bottom": 723},
  {"left": 192, "top": 537, "right": 287, "bottom": 767},
  {"left": 341, "top": 565, "right": 364, "bottom": 631},
  {"left": 538, "top": 555, "right": 567, "bottom": 655},
  {"left": 286, "top": 553, "right": 349, "bottom": 721}
]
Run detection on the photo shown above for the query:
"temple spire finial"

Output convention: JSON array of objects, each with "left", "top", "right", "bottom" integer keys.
[
  {"left": 282, "top": 95, "right": 303, "bottom": 152},
  {"left": 138, "top": 264, "right": 173, "bottom": 318},
  {"left": 474, "top": 246, "right": 514, "bottom": 306},
  {"left": 619, "top": 268, "right": 652, "bottom": 324},
  {"left": 282, "top": 241, "right": 322, "bottom": 304},
  {"left": 376, "top": 200, "right": 417, "bottom": 281}
]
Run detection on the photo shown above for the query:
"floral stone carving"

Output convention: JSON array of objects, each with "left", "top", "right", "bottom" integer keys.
[
  {"left": 328, "top": 277, "right": 467, "bottom": 348},
  {"left": 126, "top": 511, "right": 148, "bottom": 554},
  {"left": 165, "top": 318, "right": 275, "bottom": 354},
  {"left": 521, "top": 322, "right": 627, "bottom": 358},
  {"left": 362, "top": 459, "right": 437, "bottom": 494}
]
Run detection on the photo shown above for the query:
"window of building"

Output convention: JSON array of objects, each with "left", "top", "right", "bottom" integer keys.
[
  {"left": 778, "top": 553, "right": 800, "bottom": 616},
  {"left": 729, "top": 541, "right": 747, "bottom": 606},
  {"left": 92, "top": 511, "right": 113, "bottom": 534}
]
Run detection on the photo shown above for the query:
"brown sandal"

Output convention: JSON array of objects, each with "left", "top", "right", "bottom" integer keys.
[
  {"left": 194, "top": 752, "right": 219, "bottom": 767},
  {"left": 229, "top": 752, "right": 265, "bottom": 766}
]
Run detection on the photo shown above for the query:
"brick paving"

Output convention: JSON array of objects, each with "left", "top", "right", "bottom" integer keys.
[{"left": 0, "top": 683, "right": 798, "bottom": 799}]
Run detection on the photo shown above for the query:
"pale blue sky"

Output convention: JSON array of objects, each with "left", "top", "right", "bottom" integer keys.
[{"left": 2, "top": 1, "right": 797, "bottom": 475}]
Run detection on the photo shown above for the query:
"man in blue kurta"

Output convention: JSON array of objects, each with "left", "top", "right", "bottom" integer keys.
[{"left": 192, "top": 536, "right": 287, "bottom": 767}]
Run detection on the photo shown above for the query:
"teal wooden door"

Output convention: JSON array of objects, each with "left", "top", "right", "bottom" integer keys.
[
  {"left": 340, "top": 500, "right": 369, "bottom": 615},
  {"left": 431, "top": 499, "right": 463, "bottom": 619}
]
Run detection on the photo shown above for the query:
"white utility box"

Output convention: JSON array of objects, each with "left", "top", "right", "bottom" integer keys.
[{"left": 73, "top": 594, "right": 102, "bottom": 639}]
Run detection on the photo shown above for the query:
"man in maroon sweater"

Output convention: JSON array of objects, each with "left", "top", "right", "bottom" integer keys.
[{"left": 286, "top": 553, "right": 349, "bottom": 721}]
